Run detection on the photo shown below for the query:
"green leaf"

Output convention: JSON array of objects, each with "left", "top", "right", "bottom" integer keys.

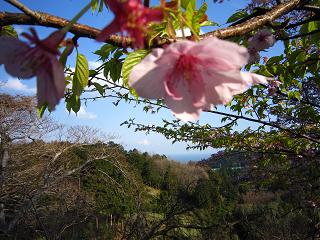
[
  {"left": 288, "top": 91, "right": 301, "bottom": 101},
  {"left": 37, "top": 103, "right": 48, "bottom": 118},
  {"left": 66, "top": 94, "right": 81, "bottom": 113},
  {"left": 300, "top": 21, "right": 318, "bottom": 34},
  {"left": 94, "top": 44, "right": 117, "bottom": 60},
  {"left": 122, "top": 50, "right": 150, "bottom": 86},
  {"left": 256, "top": 66, "right": 274, "bottom": 77},
  {"left": 103, "top": 61, "right": 110, "bottom": 79},
  {"left": 113, "top": 50, "right": 124, "bottom": 59},
  {"left": 200, "top": 20, "right": 219, "bottom": 27},
  {"left": 91, "top": 0, "right": 99, "bottom": 11},
  {"left": 91, "top": 0, "right": 104, "bottom": 12},
  {"left": 185, "top": 2, "right": 194, "bottom": 25},
  {"left": 266, "top": 55, "right": 283, "bottom": 65},
  {"left": 93, "top": 82, "right": 104, "bottom": 96},
  {"left": 109, "top": 60, "right": 122, "bottom": 82},
  {"left": 226, "top": 11, "right": 248, "bottom": 23},
  {"left": 72, "top": 95, "right": 81, "bottom": 113},
  {"left": 89, "top": 69, "right": 97, "bottom": 77},
  {"left": 194, "top": 2, "right": 207, "bottom": 22},
  {"left": 72, "top": 52, "right": 89, "bottom": 96},
  {"left": 181, "top": 0, "right": 195, "bottom": 10},
  {"left": 0, "top": 25, "right": 18, "bottom": 38},
  {"left": 192, "top": 2, "right": 208, "bottom": 33}
]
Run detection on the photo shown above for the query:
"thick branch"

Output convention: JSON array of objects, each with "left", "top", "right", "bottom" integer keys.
[
  {"left": 201, "top": 0, "right": 304, "bottom": 39},
  {"left": 0, "top": 0, "right": 305, "bottom": 48},
  {"left": 0, "top": 12, "right": 134, "bottom": 48}
]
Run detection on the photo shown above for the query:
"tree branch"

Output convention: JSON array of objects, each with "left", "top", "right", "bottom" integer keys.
[
  {"left": 299, "top": 4, "right": 320, "bottom": 13},
  {"left": 278, "top": 28, "right": 320, "bottom": 40},
  {"left": 201, "top": 0, "right": 304, "bottom": 39},
  {"left": 4, "top": 0, "right": 43, "bottom": 21},
  {"left": 0, "top": 12, "right": 135, "bottom": 48},
  {"left": 0, "top": 0, "right": 306, "bottom": 48}
]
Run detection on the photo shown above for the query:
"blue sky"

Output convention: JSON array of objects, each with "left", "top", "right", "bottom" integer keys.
[{"left": 0, "top": 0, "right": 265, "bottom": 160}]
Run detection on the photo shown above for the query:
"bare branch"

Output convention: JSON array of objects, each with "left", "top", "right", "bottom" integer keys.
[
  {"left": 201, "top": 0, "right": 304, "bottom": 39},
  {"left": 4, "top": 0, "right": 43, "bottom": 21},
  {"left": 0, "top": 0, "right": 306, "bottom": 48},
  {"left": 0, "top": 12, "right": 135, "bottom": 48}
]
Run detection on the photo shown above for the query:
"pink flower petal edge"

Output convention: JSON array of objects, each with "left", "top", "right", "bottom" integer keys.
[
  {"left": 129, "top": 38, "right": 270, "bottom": 122},
  {"left": 0, "top": 29, "right": 66, "bottom": 109}
]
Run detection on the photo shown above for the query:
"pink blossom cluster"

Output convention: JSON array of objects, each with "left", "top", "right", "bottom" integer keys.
[
  {"left": 247, "top": 29, "right": 276, "bottom": 64},
  {"left": 97, "top": 0, "right": 163, "bottom": 48},
  {"left": 268, "top": 80, "right": 281, "bottom": 96},
  {"left": 0, "top": 29, "right": 66, "bottom": 109},
  {"left": 129, "top": 38, "right": 270, "bottom": 121}
]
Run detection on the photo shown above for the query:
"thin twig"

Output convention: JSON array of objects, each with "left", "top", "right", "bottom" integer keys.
[
  {"left": 4, "top": 0, "right": 43, "bottom": 21},
  {"left": 278, "top": 28, "right": 320, "bottom": 40}
]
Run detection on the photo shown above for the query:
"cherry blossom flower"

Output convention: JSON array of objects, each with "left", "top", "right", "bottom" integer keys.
[
  {"left": 247, "top": 29, "right": 275, "bottom": 65},
  {"left": 129, "top": 38, "right": 269, "bottom": 121},
  {"left": 263, "top": 56, "right": 269, "bottom": 64},
  {"left": 61, "top": 38, "right": 76, "bottom": 56},
  {"left": 96, "top": 0, "right": 163, "bottom": 48},
  {"left": 0, "top": 29, "right": 65, "bottom": 109},
  {"left": 248, "top": 46, "right": 260, "bottom": 64},
  {"left": 248, "top": 29, "right": 276, "bottom": 51},
  {"left": 268, "top": 80, "right": 281, "bottom": 96}
]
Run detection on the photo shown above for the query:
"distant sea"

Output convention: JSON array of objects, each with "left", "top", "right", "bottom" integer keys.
[{"left": 167, "top": 153, "right": 212, "bottom": 163}]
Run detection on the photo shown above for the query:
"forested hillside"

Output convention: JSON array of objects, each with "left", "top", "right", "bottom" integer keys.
[{"left": 1, "top": 140, "right": 319, "bottom": 239}]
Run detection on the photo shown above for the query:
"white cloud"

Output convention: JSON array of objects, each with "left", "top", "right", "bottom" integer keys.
[
  {"left": 70, "top": 106, "right": 97, "bottom": 120},
  {"left": 89, "top": 60, "right": 103, "bottom": 69},
  {"left": 138, "top": 139, "right": 150, "bottom": 146},
  {"left": 176, "top": 28, "right": 204, "bottom": 37},
  {"left": 1, "top": 78, "right": 36, "bottom": 93}
]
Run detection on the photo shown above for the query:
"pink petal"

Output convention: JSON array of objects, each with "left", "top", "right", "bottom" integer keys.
[
  {"left": 51, "top": 57, "right": 66, "bottom": 100},
  {"left": 191, "top": 38, "right": 249, "bottom": 68},
  {"left": 164, "top": 95, "right": 202, "bottom": 122},
  {"left": 164, "top": 74, "right": 184, "bottom": 100},
  {"left": 104, "top": 0, "right": 123, "bottom": 14},
  {"left": 203, "top": 70, "right": 268, "bottom": 105},
  {"left": 129, "top": 48, "right": 167, "bottom": 99},
  {"left": 240, "top": 72, "right": 269, "bottom": 85},
  {"left": 41, "top": 30, "right": 65, "bottom": 53},
  {"left": 36, "top": 56, "right": 65, "bottom": 108},
  {"left": 202, "top": 70, "right": 247, "bottom": 105},
  {"left": 248, "top": 47, "right": 260, "bottom": 64},
  {"left": 154, "top": 41, "right": 194, "bottom": 68},
  {"left": 249, "top": 29, "right": 276, "bottom": 51},
  {"left": 163, "top": 40, "right": 196, "bottom": 56},
  {"left": 164, "top": 76, "right": 205, "bottom": 121},
  {"left": 144, "top": 8, "right": 164, "bottom": 22},
  {"left": 164, "top": 68, "right": 205, "bottom": 107},
  {"left": 0, "top": 36, "right": 34, "bottom": 78},
  {"left": 96, "top": 20, "right": 120, "bottom": 42}
]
